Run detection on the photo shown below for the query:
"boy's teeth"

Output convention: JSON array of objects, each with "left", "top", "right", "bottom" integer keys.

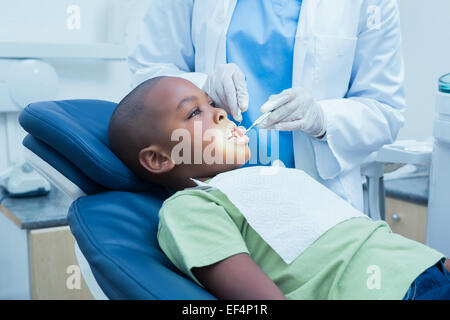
[{"left": 227, "top": 128, "right": 238, "bottom": 140}]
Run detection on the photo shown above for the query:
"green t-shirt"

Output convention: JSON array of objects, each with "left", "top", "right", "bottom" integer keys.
[{"left": 157, "top": 187, "right": 444, "bottom": 300}]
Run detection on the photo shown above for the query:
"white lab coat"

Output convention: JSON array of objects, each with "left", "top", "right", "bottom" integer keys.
[{"left": 129, "top": 0, "right": 406, "bottom": 210}]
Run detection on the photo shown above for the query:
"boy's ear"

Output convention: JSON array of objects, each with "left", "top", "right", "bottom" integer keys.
[{"left": 139, "top": 145, "right": 175, "bottom": 174}]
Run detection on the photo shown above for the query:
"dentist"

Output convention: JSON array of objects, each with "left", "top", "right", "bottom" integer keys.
[{"left": 128, "top": 0, "right": 406, "bottom": 210}]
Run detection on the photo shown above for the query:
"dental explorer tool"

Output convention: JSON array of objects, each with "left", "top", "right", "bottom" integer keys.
[{"left": 244, "top": 110, "right": 274, "bottom": 135}]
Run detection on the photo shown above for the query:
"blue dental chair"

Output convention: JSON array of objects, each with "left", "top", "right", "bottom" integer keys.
[
  {"left": 18, "top": 99, "right": 428, "bottom": 300},
  {"left": 18, "top": 100, "right": 216, "bottom": 300}
]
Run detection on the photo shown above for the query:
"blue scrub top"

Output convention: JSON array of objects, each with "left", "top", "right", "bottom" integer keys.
[{"left": 226, "top": 0, "right": 302, "bottom": 169}]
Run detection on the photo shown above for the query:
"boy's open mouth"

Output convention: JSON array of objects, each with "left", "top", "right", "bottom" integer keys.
[{"left": 226, "top": 123, "right": 249, "bottom": 145}]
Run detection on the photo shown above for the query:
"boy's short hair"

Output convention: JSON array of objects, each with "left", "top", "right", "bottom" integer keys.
[{"left": 108, "top": 76, "right": 167, "bottom": 180}]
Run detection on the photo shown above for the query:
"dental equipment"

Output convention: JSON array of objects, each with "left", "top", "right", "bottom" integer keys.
[
  {"left": 426, "top": 73, "right": 450, "bottom": 257},
  {"left": 244, "top": 110, "right": 273, "bottom": 134},
  {"left": 1, "top": 163, "right": 51, "bottom": 198}
]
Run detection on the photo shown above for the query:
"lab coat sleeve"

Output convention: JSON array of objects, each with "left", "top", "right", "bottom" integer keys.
[
  {"left": 128, "top": 0, "right": 208, "bottom": 89},
  {"left": 312, "top": 0, "right": 406, "bottom": 180}
]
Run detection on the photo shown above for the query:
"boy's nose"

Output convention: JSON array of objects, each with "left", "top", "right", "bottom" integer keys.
[{"left": 214, "top": 107, "right": 227, "bottom": 124}]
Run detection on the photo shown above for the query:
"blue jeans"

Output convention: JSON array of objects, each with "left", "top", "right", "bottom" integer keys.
[{"left": 403, "top": 258, "right": 450, "bottom": 300}]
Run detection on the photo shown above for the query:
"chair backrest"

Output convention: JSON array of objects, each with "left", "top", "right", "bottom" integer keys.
[
  {"left": 19, "top": 100, "right": 215, "bottom": 299},
  {"left": 68, "top": 190, "right": 215, "bottom": 299},
  {"left": 23, "top": 134, "right": 105, "bottom": 196}
]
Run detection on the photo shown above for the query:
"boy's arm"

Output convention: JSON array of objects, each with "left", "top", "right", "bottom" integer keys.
[{"left": 192, "top": 253, "right": 287, "bottom": 300}]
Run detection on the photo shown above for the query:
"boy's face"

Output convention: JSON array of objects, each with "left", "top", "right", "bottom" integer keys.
[{"left": 142, "top": 77, "right": 251, "bottom": 178}]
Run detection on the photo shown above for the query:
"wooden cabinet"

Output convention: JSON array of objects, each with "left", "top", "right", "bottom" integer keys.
[
  {"left": 385, "top": 197, "right": 428, "bottom": 244},
  {"left": 28, "top": 226, "right": 94, "bottom": 300},
  {"left": 0, "top": 203, "right": 93, "bottom": 299}
]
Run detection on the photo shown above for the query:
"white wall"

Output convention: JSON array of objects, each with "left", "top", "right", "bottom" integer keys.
[
  {"left": 1, "top": 0, "right": 449, "bottom": 173},
  {"left": 0, "top": 0, "right": 150, "bottom": 172},
  {"left": 397, "top": 0, "right": 450, "bottom": 141}
]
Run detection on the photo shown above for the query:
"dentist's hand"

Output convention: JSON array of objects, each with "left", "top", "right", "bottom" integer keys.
[
  {"left": 258, "top": 87, "right": 327, "bottom": 139},
  {"left": 203, "top": 63, "right": 249, "bottom": 122}
]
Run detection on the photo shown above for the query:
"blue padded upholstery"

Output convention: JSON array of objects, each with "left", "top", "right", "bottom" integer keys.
[
  {"left": 68, "top": 191, "right": 216, "bottom": 300},
  {"left": 19, "top": 100, "right": 161, "bottom": 193},
  {"left": 23, "top": 135, "right": 105, "bottom": 195},
  {"left": 19, "top": 99, "right": 215, "bottom": 299}
]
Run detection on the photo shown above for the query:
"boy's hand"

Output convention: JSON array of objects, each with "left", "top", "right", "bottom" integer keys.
[{"left": 203, "top": 63, "right": 249, "bottom": 122}]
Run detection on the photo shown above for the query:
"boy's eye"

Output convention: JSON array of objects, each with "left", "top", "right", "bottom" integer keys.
[
  {"left": 189, "top": 107, "right": 202, "bottom": 119},
  {"left": 209, "top": 100, "right": 216, "bottom": 107}
]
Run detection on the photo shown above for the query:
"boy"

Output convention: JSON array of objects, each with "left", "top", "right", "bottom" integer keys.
[{"left": 108, "top": 76, "right": 450, "bottom": 300}]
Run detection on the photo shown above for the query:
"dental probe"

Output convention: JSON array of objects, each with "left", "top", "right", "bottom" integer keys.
[{"left": 244, "top": 111, "right": 274, "bottom": 135}]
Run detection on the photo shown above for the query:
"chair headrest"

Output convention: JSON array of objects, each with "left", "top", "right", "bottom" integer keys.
[{"left": 19, "top": 99, "right": 164, "bottom": 194}]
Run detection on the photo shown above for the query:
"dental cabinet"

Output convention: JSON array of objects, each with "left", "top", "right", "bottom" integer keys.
[
  {"left": 385, "top": 176, "right": 429, "bottom": 244},
  {"left": 386, "top": 198, "right": 427, "bottom": 244},
  {"left": 0, "top": 187, "right": 93, "bottom": 299}
]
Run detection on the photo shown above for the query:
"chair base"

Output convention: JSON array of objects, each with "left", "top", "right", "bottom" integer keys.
[{"left": 24, "top": 147, "right": 108, "bottom": 300}]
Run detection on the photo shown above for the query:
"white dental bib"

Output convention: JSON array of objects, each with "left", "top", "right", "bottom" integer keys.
[{"left": 190, "top": 166, "right": 368, "bottom": 264}]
